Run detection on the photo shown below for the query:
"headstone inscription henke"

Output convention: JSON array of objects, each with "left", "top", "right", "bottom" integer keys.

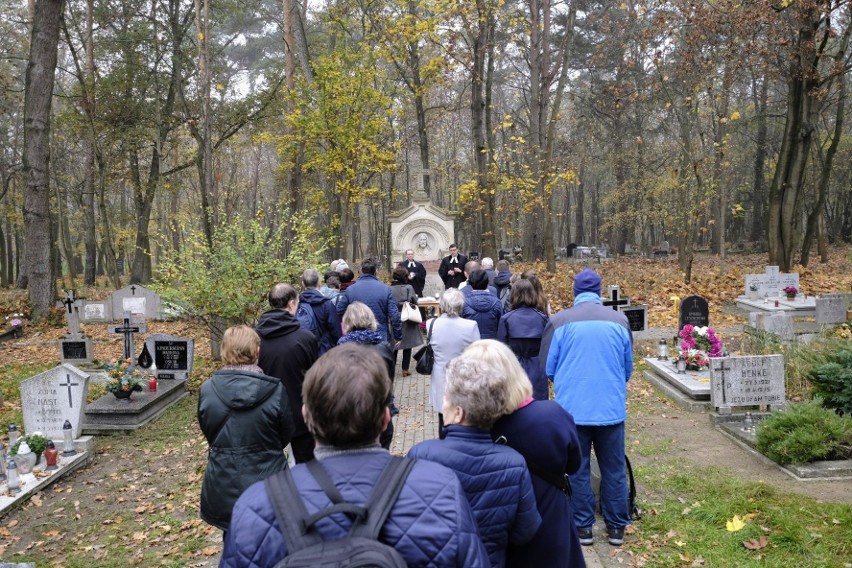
[
  {"left": 710, "top": 355, "right": 785, "bottom": 414},
  {"left": 678, "top": 295, "right": 709, "bottom": 330},
  {"left": 20, "top": 364, "right": 89, "bottom": 439}
]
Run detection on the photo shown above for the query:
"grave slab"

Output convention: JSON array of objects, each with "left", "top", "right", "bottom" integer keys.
[
  {"left": 815, "top": 293, "right": 852, "bottom": 324},
  {"left": 716, "top": 421, "right": 852, "bottom": 480},
  {"left": 643, "top": 357, "right": 711, "bottom": 404},
  {"left": 0, "top": 446, "right": 91, "bottom": 520},
  {"left": 20, "top": 364, "right": 89, "bottom": 439},
  {"left": 82, "top": 379, "right": 188, "bottom": 434}
]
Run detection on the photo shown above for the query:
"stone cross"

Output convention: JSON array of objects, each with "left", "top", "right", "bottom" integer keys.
[
  {"left": 62, "top": 290, "right": 81, "bottom": 336},
  {"left": 713, "top": 358, "right": 733, "bottom": 405},
  {"left": 109, "top": 311, "right": 147, "bottom": 361},
  {"left": 603, "top": 285, "right": 630, "bottom": 311}
]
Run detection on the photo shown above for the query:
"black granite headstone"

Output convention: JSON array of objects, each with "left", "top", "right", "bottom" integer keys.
[
  {"left": 679, "top": 295, "right": 709, "bottom": 329},
  {"left": 155, "top": 340, "right": 189, "bottom": 371},
  {"left": 61, "top": 341, "right": 88, "bottom": 360},
  {"left": 622, "top": 305, "right": 647, "bottom": 332}
]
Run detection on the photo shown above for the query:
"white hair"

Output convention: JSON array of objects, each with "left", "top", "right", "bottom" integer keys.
[{"left": 481, "top": 257, "right": 494, "bottom": 269}]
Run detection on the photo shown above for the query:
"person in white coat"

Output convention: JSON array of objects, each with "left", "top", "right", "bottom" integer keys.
[{"left": 427, "top": 287, "right": 480, "bottom": 436}]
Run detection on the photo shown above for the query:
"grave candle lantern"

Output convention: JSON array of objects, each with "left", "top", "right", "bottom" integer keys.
[
  {"left": 44, "top": 440, "right": 59, "bottom": 470},
  {"left": 0, "top": 442, "right": 6, "bottom": 481},
  {"left": 148, "top": 375, "right": 157, "bottom": 393},
  {"left": 7, "top": 458, "right": 21, "bottom": 494},
  {"left": 7, "top": 423, "right": 18, "bottom": 446},
  {"left": 676, "top": 354, "right": 687, "bottom": 374},
  {"left": 657, "top": 339, "right": 669, "bottom": 360},
  {"left": 62, "top": 420, "right": 76, "bottom": 457}
]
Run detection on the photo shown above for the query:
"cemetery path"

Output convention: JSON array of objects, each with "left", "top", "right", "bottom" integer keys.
[{"left": 628, "top": 375, "right": 852, "bottom": 505}]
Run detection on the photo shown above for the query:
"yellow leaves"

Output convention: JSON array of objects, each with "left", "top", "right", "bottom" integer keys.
[
  {"left": 726, "top": 515, "right": 746, "bottom": 532},
  {"left": 197, "top": 32, "right": 204, "bottom": 41},
  {"left": 202, "top": 547, "right": 219, "bottom": 556},
  {"left": 730, "top": 111, "right": 741, "bottom": 121}
]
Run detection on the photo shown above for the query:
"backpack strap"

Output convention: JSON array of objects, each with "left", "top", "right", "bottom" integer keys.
[
  {"left": 265, "top": 468, "right": 322, "bottom": 554},
  {"left": 350, "top": 456, "right": 415, "bottom": 539},
  {"left": 302, "top": 459, "right": 369, "bottom": 526}
]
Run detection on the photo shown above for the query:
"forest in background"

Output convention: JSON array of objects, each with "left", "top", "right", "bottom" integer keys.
[{"left": 2, "top": 0, "right": 852, "bottom": 317}]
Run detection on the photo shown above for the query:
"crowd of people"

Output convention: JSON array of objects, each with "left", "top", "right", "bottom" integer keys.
[{"left": 199, "top": 246, "right": 634, "bottom": 568}]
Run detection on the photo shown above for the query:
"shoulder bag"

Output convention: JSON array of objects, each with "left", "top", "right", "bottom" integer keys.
[{"left": 413, "top": 318, "right": 435, "bottom": 375}]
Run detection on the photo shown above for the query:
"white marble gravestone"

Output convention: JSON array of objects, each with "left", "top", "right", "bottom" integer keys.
[
  {"left": 110, "top": 285, "right": 163, "bottom": 321},
  {"left": 710, "top": 355, "right": 785, "bottom": 414},
  {"left": 20, "top": 364, "right": 89, "bottom": 439},
  {"left": 815, "top": 294, "right": 852, "bottom": 324},
  {"left": 744, "top": 266, "right": 800, "bottom": 297},
  {"left": 59, "top": 291, "right": 92, "bottom": 364},
  {"left": 80, "top": 299, "right": 113, "bottom": 323}
]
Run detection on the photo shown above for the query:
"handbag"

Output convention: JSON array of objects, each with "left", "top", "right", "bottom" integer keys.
[
  {"left": 401, "top": 300, "right": 422, "bottom": 324},
  {"left": 413, "top": 318, "right": 435, "bottom": 375}
]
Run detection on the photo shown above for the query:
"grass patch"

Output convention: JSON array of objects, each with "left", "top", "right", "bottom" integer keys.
[
  {"left": 631, "top": 459, "right": 852, "bottom": 566},
  {"left": 0, "top": 361, "right": 54, "bottom": 429}
]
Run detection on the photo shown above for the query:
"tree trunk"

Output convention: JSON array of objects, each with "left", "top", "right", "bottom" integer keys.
[
  {"left": 81, "top": 0, "right": 97, "bottom": 285},
  {"left": 749, "top": 68, "right": 768, "bottom": 244},
  {"left": 768, "top": 7, "right": 823, "bottom": 272},
  {"left": 194, "top": 0, "right": 214, "bottom": 250},
  {"left": 23, "top": 0, "right": 64, "bottom": 318}
]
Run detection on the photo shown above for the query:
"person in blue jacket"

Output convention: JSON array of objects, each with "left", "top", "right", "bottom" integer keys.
[
  {"left": 335, "top": 258, "right": 402, "bottom": 345},
  {"left": 540, "top": 268, "right": 633, "bottom": 547},
  {"left": 408, "top": 347, "right": 541, "bottom": 568},
  {"left": 470, "top": 339, "right": 585, "bottom": 568},
  {"left": 462, "top": 269, "right": 504, "bottom": 339},
  {"left": 496, "top": 278, "right": 550, "bottom": 400},
  {"left": 221, "top": 343, "right": 489, "bottom": 568}
]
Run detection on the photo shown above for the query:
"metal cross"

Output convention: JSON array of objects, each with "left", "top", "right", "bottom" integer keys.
[
  {"left": 602, "top": 287, "right": 629, "bottom": 311},
  {"left": 62, "top": 290, "right": 76, "bottom": 313},
  {"left": 130, "top": 285, "right": 136, "bottom": 295},
  {"left": 59, "top": 373, "right": 80, "bottom": 408},
  {"left": 111, "top": 314, "right": 142, "bottom": 361}
]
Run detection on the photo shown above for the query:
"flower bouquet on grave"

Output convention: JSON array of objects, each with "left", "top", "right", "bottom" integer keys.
[
  {"left": 4, "top": 313, "right": 25, "bottom": 338},
  {"left": 103, "top": 358, "right": 150, "bottom": 401},
  {"left": 678, "top": 324, "right": 723, "bottom": 357},
  {"left": 678, "top": 349, "right": 710, "bottom": 371},
  {"left": 783, "top": 286, "right": 798, "bottom": 300}
]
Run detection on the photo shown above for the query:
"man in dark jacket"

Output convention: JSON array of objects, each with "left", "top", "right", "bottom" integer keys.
[
  {"left": 439, "top": 243, "right": 468, "bottom": 289},
  {"left": 256, "top": 283, "right": 320, "bottom": 463},
  {"left": 299, "top": 268, "right": 341, "bottom": 355},
  {"left": 220, "top": 344, "right": 490, "bottom": 568},
  {"left": 336, "top": 258, "right": 402, "bottom": 344},
  {"left": 397, "top": 248, "right": 427, "bottom": 297}
]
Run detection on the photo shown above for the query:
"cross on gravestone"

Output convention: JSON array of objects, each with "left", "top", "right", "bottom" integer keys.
[
  {"left": 603, "top": 285, "right": 630, "bottom": 311},
  {"left": 59, "top": 373, "right": 80, "bottom": 408},
  {"left": 108, "top": 312, "right": 147, "bottom": 361},
  {"left": 713, "top": 358, "right": 733, "bottom": 407},
  {"left": 62, "top": 290, "right": 81, "bottom": 336},
  {"left": 130, "top": 285, "right": 136, "bottom": 295}
]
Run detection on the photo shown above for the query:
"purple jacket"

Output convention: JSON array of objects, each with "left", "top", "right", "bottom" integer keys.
[{"left": 220, "top": 450, "right": 489, "bottom": 568}]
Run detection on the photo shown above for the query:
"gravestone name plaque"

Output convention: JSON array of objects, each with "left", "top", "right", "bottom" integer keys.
[
  {"left": 81, "top": 300, "right": 113, "bottom": 323},
  {"left": 815, "top": 293, "right": 852, "bottom": 325},
  {"left": 710, "top": 355, "right": 785, "bottom": 414},
  {"left": 620, "top": 304, "right": 648, "bottom": 333},
  {"left": 20, "top": 364, "right": 89, "bottom": 439},
  {"left": 744, "top": 266, "right": 800, "bottom": 297},
  {"left": 678, "top": 295, "right": 709, "bottom": 329},
  {"left": 144, "top": 333, "right": 194, "bottom": 380}
]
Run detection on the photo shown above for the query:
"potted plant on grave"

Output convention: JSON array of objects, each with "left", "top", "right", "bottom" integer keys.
[
  {"left": 103, "top": 358, "right": 150, "bottom": 402},
  {"left": 2, "top": 313, "right": 25, "bottom": 339},
  {"left": 783, "top": 286, "right": 798, "bottom": 301},
  {"left": 11, "top": 432, "right": 48, "bottom": 466},
  {"left": 673, "top": 324, "right": 723, "bottom": 370}
]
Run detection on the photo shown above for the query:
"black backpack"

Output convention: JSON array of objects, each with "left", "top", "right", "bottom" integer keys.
[{"left": 265, "top": 457, "right": 415, "bottom": 568}]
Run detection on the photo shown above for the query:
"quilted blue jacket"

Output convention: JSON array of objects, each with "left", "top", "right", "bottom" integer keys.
[
  {"left": 407, "top": 426, "right": 542, "bottom": 568},
  {"left": 220, "top": 449, "right": 489, "bottom": 568},
  {"left": 462, "top": 290, "right": 504, "bottom": 339},
  {"left": 335, "top": 274, "right": 403, "bottom": 342}
]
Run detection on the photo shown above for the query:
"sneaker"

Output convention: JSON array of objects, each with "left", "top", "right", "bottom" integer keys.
[
  {"left": 607, "top": 526, "right": 624, "bottom": 546},
  {"left": 578, "top": 527, "right": 594, "bottom": 546}
]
